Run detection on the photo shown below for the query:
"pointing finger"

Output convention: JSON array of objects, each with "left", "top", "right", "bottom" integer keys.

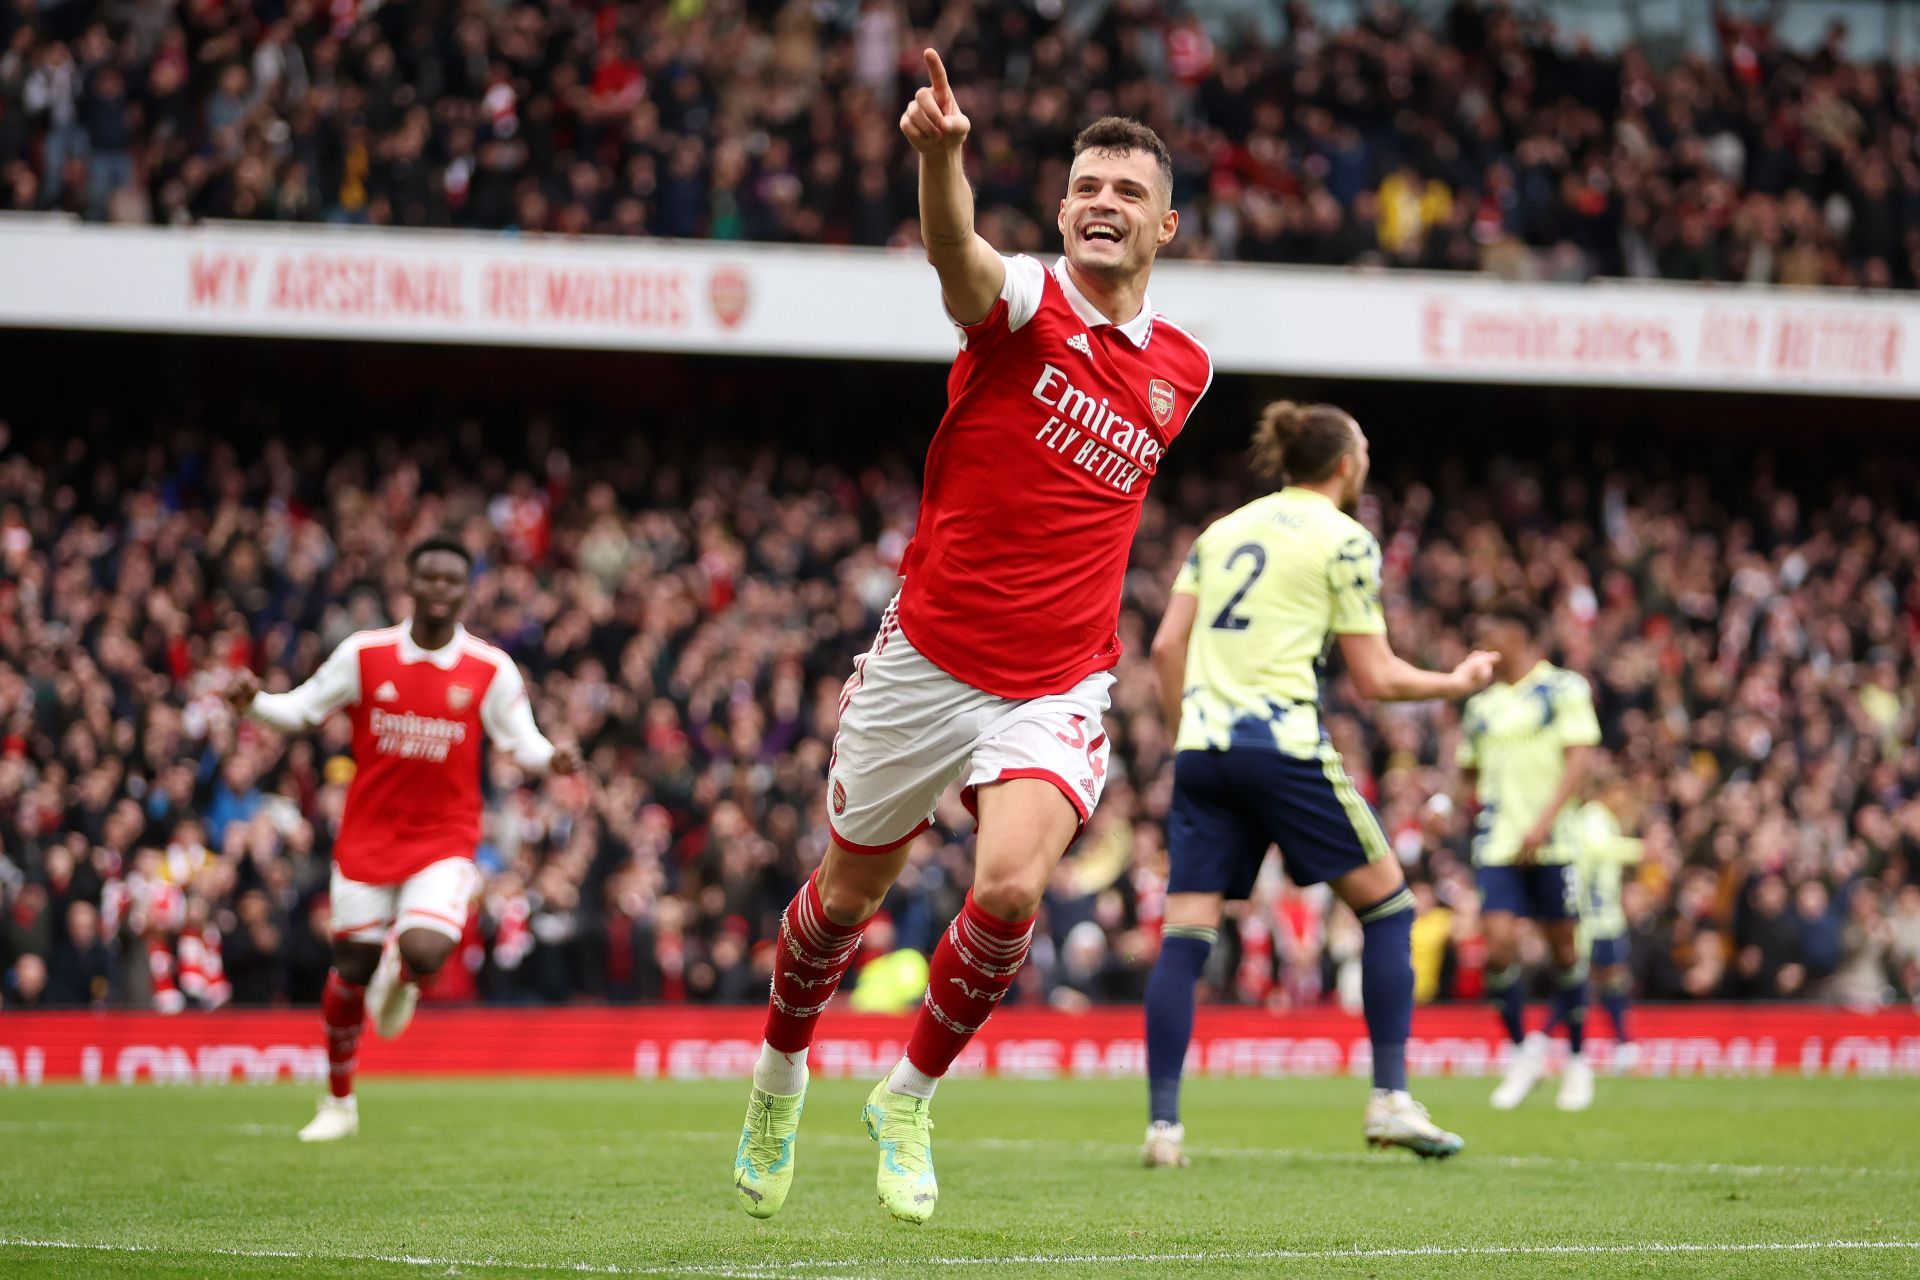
[{"left": 924, "top": 48, "right": 953, "bottom": 109}]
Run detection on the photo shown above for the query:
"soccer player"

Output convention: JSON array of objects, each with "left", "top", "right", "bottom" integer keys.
[
  {"left": 731, "top": 50, "right": 1213, "bottom": 1224},
  {"left": 1458, "top": 602, "right": 1602, "bottom": 1112},
  {"left": 225, "top": 538, "right": 580, "bottom": 1141},
  {"left": 1140, "top": 401, "right": 1496, "bottom": 1168},
  {"left": 1570, "top": 769, "right": 1644, "bottom": 1072}
]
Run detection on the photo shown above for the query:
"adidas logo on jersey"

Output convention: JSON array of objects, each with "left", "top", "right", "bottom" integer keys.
[
  {"left": 1066, "top": 332, "right": 1092, "bottom": 357},
  {"left": 374, "top": 681, "right": 399, "bottom": 702}
]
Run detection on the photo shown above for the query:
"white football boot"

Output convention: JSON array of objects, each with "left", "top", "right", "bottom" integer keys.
[
  {"left": 1364, "top": 1091, "right": 1464, "bottom": 1159},
  {"left": 1490, "top": 1031, "right": 1549, "bottom": 1110},
  {"left": 1141, "top": 1120, "right": 1191, "bottom": 1168},
  {"left": 1556, "top": 1053, "right": 1595, "bottom": 1111},
  {"left": 299, "top": 1095, "right": 359, "bottom": 1143}
]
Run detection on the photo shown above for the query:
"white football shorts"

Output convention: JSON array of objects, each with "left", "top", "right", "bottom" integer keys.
[
  {"left": 826, "top": 598, "right": 1114, "bottom": 854},
  {"left": 329, "top": 856, "right": 480, "bottom": 944}
]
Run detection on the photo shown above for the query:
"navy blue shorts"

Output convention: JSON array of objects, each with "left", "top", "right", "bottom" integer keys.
[
  {"left": 1477, "top": 863, "right": 1579, "bottom": 922},
  {"left": 1589, "top": 934, "right": 1628, "bottom": 968},
  {"left": 1166, "top": 747, "right": 1391, "bottom": 899}
]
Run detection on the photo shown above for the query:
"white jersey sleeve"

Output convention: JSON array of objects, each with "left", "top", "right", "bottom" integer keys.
[
  {"left": 479, "top": 655, "right": 555, "bottom": 772},
  {"left": 247, "top": 638, "right": 361, "bottom": 731},
  {"left": 953, "top": 254, "right": 1047, "bottom": 345}
]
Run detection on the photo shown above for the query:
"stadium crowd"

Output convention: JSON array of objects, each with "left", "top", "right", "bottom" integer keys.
[
  {"left": 3, "top": 0, "right": 1920, "bottom": 288},
  {"left": 1, "top": 414, "right": 1917, "bottom": 1016}
]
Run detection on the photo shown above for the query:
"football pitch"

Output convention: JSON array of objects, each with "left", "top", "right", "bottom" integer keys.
[{"left": 3, "top": 1076, "right": 1917, "bottom": 1279}]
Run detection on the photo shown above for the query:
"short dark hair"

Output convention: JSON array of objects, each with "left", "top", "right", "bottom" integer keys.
[
  {"left": 1071, "top": 117, "right": 1174, "bottom": 194},
  {"left": 1248, "top": 401, "right": 1357, "bottom": 486},
  {"left": 1486, "top": 600, "right": 1543, "bottom": 638},
  {"left": 406, "top": 537, "right": 473, "bottom": 571}
]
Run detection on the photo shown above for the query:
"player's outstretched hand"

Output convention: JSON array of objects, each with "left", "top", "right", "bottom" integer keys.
[
  {"left": 1453, "top": 650, "right": 1498, "bottom": 696},
  {"left": 900, "top": 49, "right": 970, "bottom": 155},
  {"left": 226, "top": 667, "right": 261, "bottom": 712},
  {"left": 549, "top": 743, "right": 584, "bottom": 776}
]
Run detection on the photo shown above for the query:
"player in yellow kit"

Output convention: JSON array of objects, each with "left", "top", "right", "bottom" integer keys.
[
  {"left": 1141, "top": 400, "right": 1496, "bottom": 1167},
  {"left": 1457, "top": 603, "right": 1602, "bottom": 1112},
  {"left": 1570, "top": 770, "right": 1644, "bottom": 1071}
]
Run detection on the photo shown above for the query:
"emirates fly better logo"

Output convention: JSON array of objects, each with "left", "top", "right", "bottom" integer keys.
[{"left": 1147, "top": 379, "right": 1175, "bottom": 427}]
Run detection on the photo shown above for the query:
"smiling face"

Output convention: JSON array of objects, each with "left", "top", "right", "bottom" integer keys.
[{"left": 1057, "top": 145, "right": 1177, "bottom": 283}]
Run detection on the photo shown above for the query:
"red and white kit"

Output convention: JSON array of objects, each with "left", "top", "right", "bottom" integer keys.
[
  {"left": 829, "top": 255, "right": 1212, "bottom": 852},
  {"left": 246, "top": 621, "right": 555, "bottom": 942}
]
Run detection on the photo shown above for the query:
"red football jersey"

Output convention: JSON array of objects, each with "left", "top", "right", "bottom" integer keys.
[
  {"left": 248, "top": 622, "right": 554, "bottom": 885},
  {"left": 897, "top": 255, "right": 1214, "bottom": 698},
  {"left": 336, "top": 638, "right": 497, "bottom": 882}
]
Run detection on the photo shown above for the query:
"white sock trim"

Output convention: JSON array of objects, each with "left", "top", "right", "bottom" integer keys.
[
  {"left": 753, "top": 1043, "right": 809, "bottom": 1096},
  {"left": 886, "top": 1056, "right": 938, "bottom": 1100}
]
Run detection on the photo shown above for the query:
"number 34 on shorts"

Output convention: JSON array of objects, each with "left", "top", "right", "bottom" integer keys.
[{"left": 826, "top": 610, "right": 1114, "bottom": 855}]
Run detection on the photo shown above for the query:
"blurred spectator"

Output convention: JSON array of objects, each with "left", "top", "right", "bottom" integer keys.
[
  {"left": 222, "top": 890, "right": 284, "bottom": 1007},
  {"left": 5, "top": 953, "right": 50, "bottom": 1008},
  {"left": 1735, "top": 876, "right": 1803, "bottom": 997},
  {"left": 48, "top": 900, "right": 112, "bottom": 1006},
  {"left": 2, "top": 2, "right": 1919, "bottom": 287},
  {"left": 0, "top": 408, "right": 1915, "bottom": 1014}
]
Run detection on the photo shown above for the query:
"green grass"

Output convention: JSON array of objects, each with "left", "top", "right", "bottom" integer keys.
[{"left": 2, "top": 1076, "right": 1918, "bottom": 1278}]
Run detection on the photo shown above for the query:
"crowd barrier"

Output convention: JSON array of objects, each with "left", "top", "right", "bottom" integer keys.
[{"left": 3, "top": 1004, "right": 1916, "bottom": 1084}]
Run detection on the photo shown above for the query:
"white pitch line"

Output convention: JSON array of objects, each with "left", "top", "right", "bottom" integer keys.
[
  {"left": 0, "top": 1113, "right": 291, "bottom": 1136},
  {"left": 4, "top": 1237, "right": 1920, "bottom": 1277},
  {"left": 654, "top": 1129, "right": 1920, "bottom": 1182}
]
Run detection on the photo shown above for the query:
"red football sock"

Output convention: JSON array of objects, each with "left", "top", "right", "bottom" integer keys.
[
  {"left": 762, "top": 872, "right": 865, "bottom": 1054},
  {"left": 905, "top": 892, "right": 1034, "bottom": 1078},
  {"left": 321, "top": 970, "right": 366, "bottom": 1100}
]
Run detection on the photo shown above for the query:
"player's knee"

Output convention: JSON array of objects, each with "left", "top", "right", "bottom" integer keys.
[
  {"left": 971, "top": 867, "right": 1047, "bottom": 923},
  {"left": 332, "top": 944, "right": 381, "bottom": 986},
  {"left": 816, "top": 875, "right": 886, "bottom": 926},
  {"left": 397, "top": 930, "right": 456, "bottom": 978}
]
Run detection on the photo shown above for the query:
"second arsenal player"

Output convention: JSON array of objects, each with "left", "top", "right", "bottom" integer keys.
[
  {"left": 732, "top": 49, "right": 1213, "bottom": 1224},
  {"left": 226, "top": 538, "right": 580, "bottom": 1142}
]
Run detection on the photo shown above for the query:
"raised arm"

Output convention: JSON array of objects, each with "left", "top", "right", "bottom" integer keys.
[{"left": 899, "top": 48, "right": 1004, "bottom": 326}]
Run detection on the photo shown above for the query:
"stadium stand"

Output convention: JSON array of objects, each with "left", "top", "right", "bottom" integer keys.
[
  {"left": 3, "top": 0, "right": 1918, "bottom": 287},
  {"left": 0, "top": 397, "right": 1915, "bottom": 1013}
]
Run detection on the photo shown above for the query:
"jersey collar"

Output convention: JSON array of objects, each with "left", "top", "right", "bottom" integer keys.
[
  {"left": 1497, "top": 658, "right": 1554, "bottom": 690},
  {"left": 1052, "top": 257, "right": 1154, "bottom": 347},
  {"left": 399, "top": 619, "right": 468, "bottom": 670}
]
